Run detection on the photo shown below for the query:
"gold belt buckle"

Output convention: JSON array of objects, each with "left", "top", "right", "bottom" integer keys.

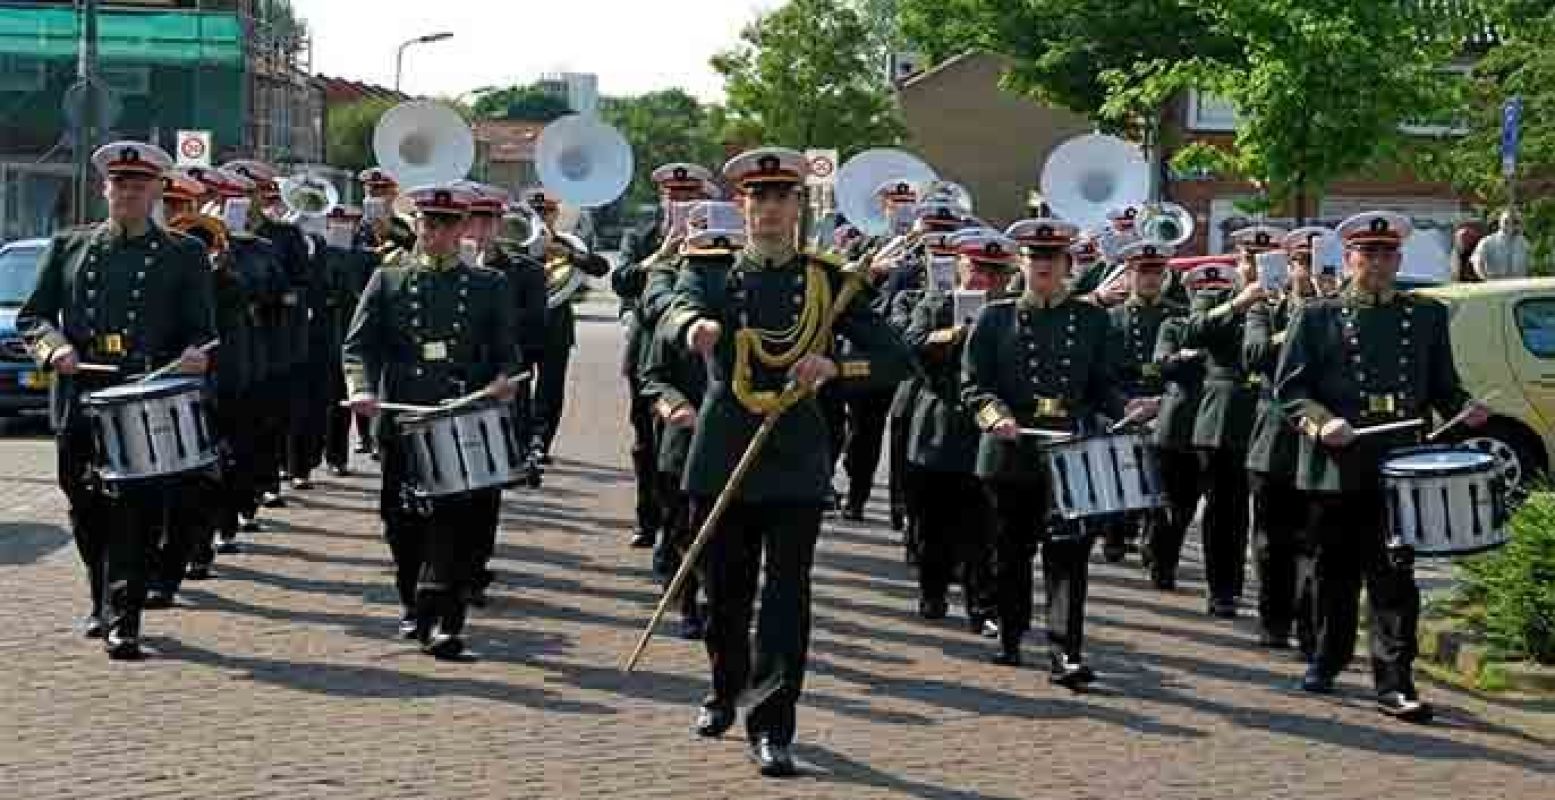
[
  {"left": 98, "top": 333, "right": 125, "bottom": 356},
  {"left": 1036, "top": 397, "right": 1067, "bottom": 417},
  {"left": 1367, "top": 393, "right": 1398, "bottom": 414},
  {"left": 421, "top": 341, "right": 449, "bottom": 362},
  {"left": 1141, "top": 363, "right": 1161, "bottom": 378}
]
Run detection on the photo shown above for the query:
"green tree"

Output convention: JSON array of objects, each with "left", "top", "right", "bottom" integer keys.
[
  {"left": 599, "top": 89, "right": 727, "bottom": 207},
  {"left": 1102, "top": 1, "right": 1457, "bottom": 218},
  {"left": 470, "top": 85, "right": 572, "bottom": 122},
  {"left": 325, "top": 97, "right": 394, "bottom": 174},
  {"left": 898, "top": 0, "right": 1236, "bottom": 124},
  {"left": 711, "top": 0, "right": 904, "bottom": 155}
]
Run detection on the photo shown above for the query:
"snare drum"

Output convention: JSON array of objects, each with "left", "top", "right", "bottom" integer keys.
[
  {"left": 1382, "top": 446, "right": 1507, "bottom": 556},
  {"left": 399, "top": 402, "right": 523, "bottom": 498},
  {"left": 1043, "top": 432, "right": 1166, "bottom": 520},
  {"left": 82, "top": 377, "right": 217, "bottom": 482}
]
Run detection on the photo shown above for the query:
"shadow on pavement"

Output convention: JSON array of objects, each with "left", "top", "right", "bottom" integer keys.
[
  {"left": 803, "top": 744, "right": 1022, "bottom": 800},
  {"left": 0, "top": 521, "right": 70, "bottom": 566}
]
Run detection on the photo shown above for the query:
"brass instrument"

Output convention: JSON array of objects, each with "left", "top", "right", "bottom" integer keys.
[
  {"left": 543, "top": 231, "right": 591, "bottom": 309},
  {"left": 168, "top": 212, "right": 230, "bottom": 256}
]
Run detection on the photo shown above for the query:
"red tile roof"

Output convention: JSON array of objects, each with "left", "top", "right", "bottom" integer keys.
[
  {"left": 474, "top": 119, "right": 546, "bottom": 163},
  {"left": 315, "top": 75, "right": 410, "bottom": 105}
]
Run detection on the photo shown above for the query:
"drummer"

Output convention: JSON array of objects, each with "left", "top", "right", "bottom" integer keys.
[
  {"left": 343, "top": 183, "right": 521, "bottom": 660},
  {"left": 1274, "top": 210, "right": 1488, "bottom": 721},
  {"left": 17, "top": 141, "right": 217, "bottom": 659},
  {"left": 961, "top": 217, "right": 1155, "bottom": 685}
]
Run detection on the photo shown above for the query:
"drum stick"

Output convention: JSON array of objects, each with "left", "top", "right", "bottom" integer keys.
[
  {"left": 76, "top": 363, "right": 120, "bottom": 373},
  {"left": 140, "top": 339, "right": 221, "bottom": 382},
  {"left": 440, "top": 371, "right": 535, "bottom": 412},
  {"left": 1353, "top": 418, "right": 1424, "bottom": 438},
  {"left": 335, "top": 400, "right": 440, "bottom": 414},
  {"left": 1427, "top": 390, "right": 1502, "bottom": 442},
  {"left": 1019, "top": 427, "right": 1073, "bottom": 440},
  {"left": 1108, "top": 407, "right": 1151, "bottom": 434}
]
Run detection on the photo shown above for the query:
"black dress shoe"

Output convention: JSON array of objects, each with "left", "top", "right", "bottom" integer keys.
[
  {"left": 1377, "top": 691, "right": 1433, "bottom": 723},
  {"left": 1049, "top": 653, "right": 1096, "bottom": 689},
  {"left": 1102, "top": 541, "right": 1128, "bottom": 563},
  {"left": 143, "top": 591, "right": 174, "bottom": 610},
  {"left": 424, "top": 632, "right": 466, "bottom": 660},
  {"left": 841, "top": 505, "right": 865, "bottom": 522},
  {"left": 216, "top": 537, "right": 241, "bottom": 555},
  {"left": 1150, "top": 572, "right": 1176, "bottom": 591},
  {"left": 991, "top": 646, "right": 1022, "bottom": 667},
  {"left": 1207, "top": 597, "right": 1238, "bottom": 619},
  {"left": 328, "top": 464, "right": 351, "bottom": 477},
  {"left": 354, "top": 441, "right": 373, "bottom": 454},
  {"left": 260, "top": 492, "right": 286, "bottom": 509},
  {"left": 693, "top": 704, "right": 736, "bottom": 738},
  {"left": 467, "top": 587, "right": 489, "bottom": 609},
  {"left": 239, "top": 515, "right": 261, "bottom": 533},
  {"left": 81, "top": 615, "right": 106, "bottom": 639},
  {"left": 291, "top": 478, "right": 313, "bottom": 491},
  {"left": 1258, "top": 629, "right": 1292, "bottom": 649},
  {"left": 185, "top": 563, "right": 212, "bottom": 581},
  {"left": 889, "top": 509, "right": 904, "bottom": 531},
  {"left": 105, "top": 630, "right": 141, "bottom": 660},
  {"left": 917, "top": 596, "right": 948, "bottom": 620},
  {"left": 629, "top": 529, "right": 656, "bottom": 548},
  {"left": 1301, "top": 664, "right": 1336, "bottom": 694},
  {"left": 397, "top": 615, "right": 419, "bottom": 640},
  {"left": 538, "top": 454, "right": 553, "bottom": 466},
  {"left": 748, "top": 735, "right": 797, "bottom": 778},
  {"left": 678, "top": 616, "right": 705, "bottom": 640}
]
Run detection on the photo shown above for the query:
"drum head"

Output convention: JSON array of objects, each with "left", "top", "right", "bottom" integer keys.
[
  {"left": 1383, "top": 446, "right": 1496, "bottom": 477},
  {"left": 83, "top": 377, "right": 204, "bottom": 405}
]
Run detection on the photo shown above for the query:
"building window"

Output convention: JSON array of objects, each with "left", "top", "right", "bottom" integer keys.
[
  {"left": 1185, "top": 90, "right": 1237, "bottom": 132},
  {"left": 100, "top": 66, "right": 151, "bottom": 96},
  {"left": 0, "top": 55, "right": 47, "bottom": 93},
  {"left": 1515, "top": 299, "right": 1555, "bottom": 359}
]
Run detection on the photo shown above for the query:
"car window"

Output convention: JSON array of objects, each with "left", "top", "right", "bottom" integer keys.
[
  {"left": 1514, "top": 298, "right": 1555, "bottom": 359},
  {"left": 0, "top": 245, "right": 45, "bottom": 307}
]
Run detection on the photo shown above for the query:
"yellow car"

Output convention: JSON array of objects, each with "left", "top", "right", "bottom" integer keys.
[{"left": 1416, "top": 278, "right": 1555, "bottom": 491}]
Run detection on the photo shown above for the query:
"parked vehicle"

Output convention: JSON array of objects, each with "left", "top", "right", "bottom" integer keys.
[{"left": 0, "top": 238, "right": 51, "bottom": 416}]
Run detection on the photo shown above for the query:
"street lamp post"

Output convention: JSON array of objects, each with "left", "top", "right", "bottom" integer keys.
[{"left": 394, "top": 32, "right": 454, "bottom": 93}]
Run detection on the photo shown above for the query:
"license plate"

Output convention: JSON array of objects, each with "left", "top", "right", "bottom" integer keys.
[{"left": 22, "top": 371, "right": 52, "bottom": 389}]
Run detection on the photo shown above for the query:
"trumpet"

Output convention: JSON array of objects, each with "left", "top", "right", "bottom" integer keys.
[{"left": 168, "top": 212, "right": 230, "bottom": 257}]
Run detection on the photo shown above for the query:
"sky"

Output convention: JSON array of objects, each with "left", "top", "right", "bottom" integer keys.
[{"left": 290, "top": 0, "right": 784, "bottom": 102}]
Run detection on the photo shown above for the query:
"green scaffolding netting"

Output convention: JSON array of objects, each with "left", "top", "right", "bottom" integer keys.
[{"left": 0, "top": 6, "right": 244, "bottom": 65}]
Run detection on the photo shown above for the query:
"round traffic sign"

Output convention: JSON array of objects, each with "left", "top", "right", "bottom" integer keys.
[
  {"left": 180, "top": 136, "right": 207, "bottom": 160},
  {"left": 809, "top": 155, "right": 835, "bottom": 178}
]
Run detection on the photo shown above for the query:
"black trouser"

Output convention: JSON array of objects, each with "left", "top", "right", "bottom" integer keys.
[
  {"left": 886, "top": 401, "right": 912, "bottom": 524},
  {"left": 899, "top": 462, "right": 926, "bottom": 560},
  {"left": 323, "top": 363, "right": 356, "bottom": 469},
  {"left": 251, "top": 376, "right": 288, "bottom": 498},
  {"left": 1199, "top": 446, "right": 1250, "bottom": 602},
  {"left": 915, "top": 469, "right": 993, "bottom": 617},
  {"left": 1302, "top": 489, "right": 1420, "bottom": 695},
  {"left": 57, "top": 423, "right": 160, "bottom": 635},
  {"left": 287, "top": 360, "right": 332, "bottom": 480},
  {"left": 987, "top": 481, "right": 1094, "bottom": 658},
  {"left": 379, "top": 437, "right": 498, "bottom": 639},
  {"left": 626, "top": 378, "right": 662, "bottom": 537},
  {"left": 692, "top": 497, "right": 823, "bottom": 747},
  {"left": 841, "top": 388, "right": 892, "bottom": 511},
  {"left": 150, "top": 475, "right": 218, "bottom": 595},
  {"left": 653, "top": 471, "right": 700, "bottom": 620},
  {"left": 1251, "top": 472, "right": 1312, "bottom": 647},
  {"left": 535, "top": 343, "right": 571, "bottom": 455},
  {"left": 820, "top": 388, "right": 847, "bottom": 482},
  {"left": 1141, "top": 447, "right": 1205, "bottom": 583}
]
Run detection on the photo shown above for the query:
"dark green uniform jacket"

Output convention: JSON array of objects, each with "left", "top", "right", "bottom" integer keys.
[
  {"left": 1244, "top": 297, "right": 1302, "bottom": 478},
  {"left": 482, "top": 248, "right": 548, "bottom": 370},
  {"left": 209, "top": 250, "right": 253, "bottom": 397},
  {"left": 1151, "top": 314, "right": 1208, "bottom": 451},
  {"left": 886, "top": 288, "right": 927, "bottom": 426},
  {"left": 961, "top": 292, "right": 1125, "bottom": 481},
  {"left": 903, "top": 291, "right": 979, "bottom": 473},
  {"left": 611, "top": 225, "right": 664, "bottom": 380},
  {"left": 342, "top": 252, "right": 519, "bottom": 419},
  {"left": 545, "top": 249, "right": 612, "bottom": 353},
  {"left": 1107, "top": 295, "right": 1184, "bottom": 400},
  {"left": 17, "top": 222, "right": 216, "bottom": 427},
  {"left": 1183, "top": 288, "right": 1259, "bottom": 450},
  {"left": 639, "top": 305, "right": 707, "bottom": 478},
  {"left": 662, "top": 250, "right": 911, "bottom": 503},
  {"left": 254, "top": 218, "right": 312, "bottom": 372},
  {"left": 1274, "top": 288, "right": 1471, "bottom": 494},
  {"left": 226, "top": 234, "right": 286, "bottom": 385}
]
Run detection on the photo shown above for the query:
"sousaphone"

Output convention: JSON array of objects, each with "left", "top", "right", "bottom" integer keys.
[
  {"left": 835, "top": 148, "right": 938, "bottom": 237},
  {"left": 373, "top": 100, "right": 475, "bottom": 190},
  {"left": 1039, "top": 134, "right": 1149, "bottom": 233},
  {"left": 535, "top": 112, "right": 635, "bottom": 307}
]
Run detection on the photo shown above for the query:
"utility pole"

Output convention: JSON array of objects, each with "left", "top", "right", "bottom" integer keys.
[{"left": 73, "top": 0, "right": 101, "bottom": 225}]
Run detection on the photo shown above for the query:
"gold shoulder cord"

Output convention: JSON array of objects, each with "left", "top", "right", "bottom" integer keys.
[{"left": 731, "top": 259, "right": 859, "bottom": 415}]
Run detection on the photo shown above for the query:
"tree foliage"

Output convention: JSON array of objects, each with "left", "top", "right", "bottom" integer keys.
[
  {"left": 711, "top": 0, "right": 904, "bottom": 155},
  {"left": 470, "top": 85, "right": 573, "bottom": 122},
  {"left": 325, "top": 97, "right": 394, "bottom": 174},
  {"left": 1103, "top": 1, "right": 1457, "bottom": 216},
  {"left": 600, "top": 89, "right": 728, "bottom": 207}
]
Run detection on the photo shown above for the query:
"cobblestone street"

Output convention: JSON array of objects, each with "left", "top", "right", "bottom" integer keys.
[{"left": 1, "top": 300, "right": 1551, "bottom": 799}]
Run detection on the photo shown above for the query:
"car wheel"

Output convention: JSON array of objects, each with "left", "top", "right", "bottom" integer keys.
[{"left": 1452, "top": 419, "right": 1545, "bottom": 500}]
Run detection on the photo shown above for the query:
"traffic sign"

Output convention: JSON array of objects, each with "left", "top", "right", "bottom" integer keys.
[
  {"left": 177, "top": 130, "right": 213, "bottom": 167},
  {"left": 805, "top": 149, "right": 838, "bottom": 186},
  {"left": 1501, "top": 96, "right": 1521, "bottom": 178}
]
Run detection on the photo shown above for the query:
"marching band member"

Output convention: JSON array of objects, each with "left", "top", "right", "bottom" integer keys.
[
  {"left": 1141, "top": 263, "right": 1219, "bottom": 590},
  {"left": 614, "top": 163, "right": 716, "bottom": 549},
  {"left": 1098, "top": 240, "right": 1185, "bottom": 563},
  {"left": 18, "top": 141, "right": 216, "bottom": 658},
  {"left": 962, "top": 217, "right": 1149, "bottom": 683},
  {"left": 902, "top": 229, "right": 1014, "bottom": 629},
  {"left": 354, "top": 166, "right": 416, "bottom": 253},
  {"left": 321, "top": 205, "right": 378, "bottom": 477},
  {"left": 343, "top": 183, "right": 521, "bottom": 659},
  {"left": 662, "top": 147, "right": 909, "bottom": 776},
  {"left": 1274, "top": 211, "right": 1488, "bottom": 721},
  {"left": 1244, "top": 228, "right": 1326, "bottom": 651},
  {"left": 523, "top": 186, "right": 612, "bottom": 463},
  {"left": 1183, "top": 224, "right": 1285, "bottom": 618}
]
